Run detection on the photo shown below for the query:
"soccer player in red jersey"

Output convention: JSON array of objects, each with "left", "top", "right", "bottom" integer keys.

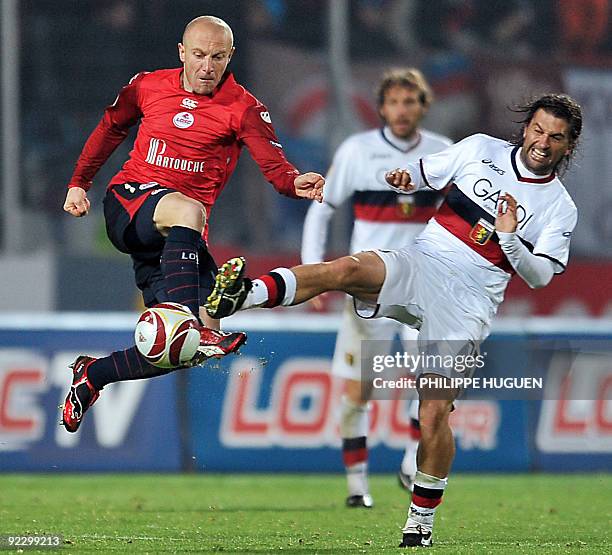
[{"left": 60, "top": 15, "right": 324, "bottom": 433}]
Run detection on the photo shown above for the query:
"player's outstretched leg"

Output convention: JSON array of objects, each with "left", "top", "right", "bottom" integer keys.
[
  {"left": 207, "top": 256, "right": 302, "bottom": 319},
  {"left": 207, "top": 256, "right": 305, "bottom": 319},
  {"left": 60, "top": 326, "right": 246, "bottom": 433},
  {"left": 206, "top": 253, "right": 386, "bottom": 319}
]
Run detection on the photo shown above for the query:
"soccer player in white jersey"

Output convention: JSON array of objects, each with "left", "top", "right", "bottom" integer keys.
[
  {"left": 207, "top": 94, "right": 582, "bottom": 547},
  {"left": 301, "top": 68, "right": 452, "bottom": 508}
]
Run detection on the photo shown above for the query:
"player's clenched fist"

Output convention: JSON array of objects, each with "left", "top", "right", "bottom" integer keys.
[
  {"left": 63, "top": 187, "right": 91, "bottom": 217},
  {"left": 385, "top": 168, "right": 415, "bottom": 192},
  {"left": 294, "top": 172, "right": 325, "bottom": 202},
  {"left": 495, "top": 192, "right": 519, "bottom": 233}
]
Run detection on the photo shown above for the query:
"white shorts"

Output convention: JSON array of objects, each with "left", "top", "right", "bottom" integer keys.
[
  {"left": 355, "top": 246, "right": 495, "bottom": 379},
  {"left": 331, "top": 298, "right": 419, "bottom": 380}
]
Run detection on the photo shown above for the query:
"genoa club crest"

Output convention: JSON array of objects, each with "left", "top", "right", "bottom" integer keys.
[
  {"left": 397, "top": 198, "right": 415, "bottom": 219},
  {"left": 469, "top": 218, "right": 495, "bottom": 245}
]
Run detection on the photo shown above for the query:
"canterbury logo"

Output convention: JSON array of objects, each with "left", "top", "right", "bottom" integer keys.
[
  {"left": 145, "top": 138, "right": 205, "bottom": 173},
  {"left": 181, "top": 98, "right": 198, "bottom": 110}
]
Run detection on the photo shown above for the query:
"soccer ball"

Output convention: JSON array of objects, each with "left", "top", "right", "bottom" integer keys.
[{"left": 134, "top": 303, "right": 201, "bottom": 368}]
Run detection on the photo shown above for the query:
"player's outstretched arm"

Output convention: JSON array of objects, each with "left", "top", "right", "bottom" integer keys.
[
  {"left": 63, "top": 187, "right": 91, "bottom": 218},
  {"left": 496, "top": 192, "right": 555, "bottom": 289},
  {"left": 294, "top": 172, "right": 325, "bottom": 202}
]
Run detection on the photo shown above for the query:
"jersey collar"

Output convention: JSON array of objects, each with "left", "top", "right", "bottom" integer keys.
[
  {"left": 510, "top": 145, "right": 556, "bottom": 184},
  {"left": 380, "top": 126, "right": 421, "bottom": 153}
]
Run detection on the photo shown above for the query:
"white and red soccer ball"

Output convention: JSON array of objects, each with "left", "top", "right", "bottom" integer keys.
[{"left": 134, "top": 303, "right": 200, "bottom": 368}]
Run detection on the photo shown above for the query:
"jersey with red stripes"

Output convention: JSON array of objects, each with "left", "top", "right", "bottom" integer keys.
[
  {"left": 68, "top": 69, "right": 300, "bottom": 210},
  {"left": 314, "top": 127, "right": 451, "bottom": 256},
  {"left": 406, "top": 133, "right": 577, "bottom": 306}
]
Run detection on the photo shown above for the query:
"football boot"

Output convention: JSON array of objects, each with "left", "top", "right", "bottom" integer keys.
[
  {"left": 187, "top": 327, "right": 247, "bottom": 366},
  {"left": 61, "top": 356, "right": 100, "bottom": 433},
  {"left": 205, "top": 257, "right": 252, "bottom": 319},
  {"left": 345, "top": 494, "right": 374, "bottom": 508},
  {"left": 399, "top": 526, "right": 433, "bottom": 548}
]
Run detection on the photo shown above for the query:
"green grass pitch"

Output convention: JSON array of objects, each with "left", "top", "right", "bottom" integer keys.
[{"left": 0, "top": 473, "right": 610, "bottom": 553}]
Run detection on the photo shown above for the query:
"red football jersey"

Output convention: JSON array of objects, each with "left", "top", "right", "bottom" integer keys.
[{"left": 68, "top": 69, "right": 300, "bottom": 212}]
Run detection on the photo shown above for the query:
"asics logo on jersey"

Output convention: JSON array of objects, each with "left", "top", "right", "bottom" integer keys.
[
  {"left": 481, "top": 158, "right": 506, "bottom": 175},
  {"left": 180, "top": 98, "right": 198, "bottom": 110},
  {"left": 145, "top": 138, "right": 205, "bottom": 173}
]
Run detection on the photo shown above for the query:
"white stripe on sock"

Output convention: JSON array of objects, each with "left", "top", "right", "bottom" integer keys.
[
  {"left": 414, "top": 470, "right": 447, "bottom": 490},
  {"left": 270, "top": 267, "right": 297, "bottom": 306}
]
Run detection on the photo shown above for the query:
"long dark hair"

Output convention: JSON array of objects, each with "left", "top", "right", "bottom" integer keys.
[{"left": 510, "top": 94, "right": 583, "bottom": 174}]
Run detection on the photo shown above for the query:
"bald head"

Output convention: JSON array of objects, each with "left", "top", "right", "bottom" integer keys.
[
  {"left": 183, "top": 16, "right": 233, "bottom": 47},
  {"left": 178, "top": 15, "right": 235, "bottom": 95}
]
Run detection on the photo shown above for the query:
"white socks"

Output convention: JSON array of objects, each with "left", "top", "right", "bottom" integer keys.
[
  {"left": 403, "top": 471, "right": 448, "bottom": 534},
  {"left": 339, "top": 395, "right": 369, "bottom": 438},
  {"left": 340, "top": 396, "right": 370, "bottom": 496},
  {"left": 401, "top": 436, "right": 419, "bottom": 479},
  {"left": 401, "top": 400, "right": 420, "bottom": 481},
  {"left": 242, "top": 279, "right": 269, "bottom": 308},
  {"left": 242, "top": 268, "right": 297, "bottom": 309}
]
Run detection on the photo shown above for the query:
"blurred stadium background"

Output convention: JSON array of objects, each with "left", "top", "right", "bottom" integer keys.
[
  {"left": 2, "top": 0, "right": 612, "bottom": 314},
  {"left": 0, "top": 1, "right": 611, "bottom": 550}
]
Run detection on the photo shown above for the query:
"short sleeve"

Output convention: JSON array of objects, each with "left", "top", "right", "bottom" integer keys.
[{"left": 414, "top": 134, "right": 484, "bottom": 191}]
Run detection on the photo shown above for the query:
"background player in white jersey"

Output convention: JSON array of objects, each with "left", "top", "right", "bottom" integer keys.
[
  {"left": 301, "top": 68, "right": 451, "bottom": 508},
  {"left": 206, "top": 93, "right": 583, "bottom": 547}
]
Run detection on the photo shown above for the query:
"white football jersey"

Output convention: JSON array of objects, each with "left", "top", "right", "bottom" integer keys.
[
  {"left": 301, "top": 127, "right": 451, "bottom": 263},
  {"left": 404, "top": 133, "right": 578, "bottom": 306}
]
